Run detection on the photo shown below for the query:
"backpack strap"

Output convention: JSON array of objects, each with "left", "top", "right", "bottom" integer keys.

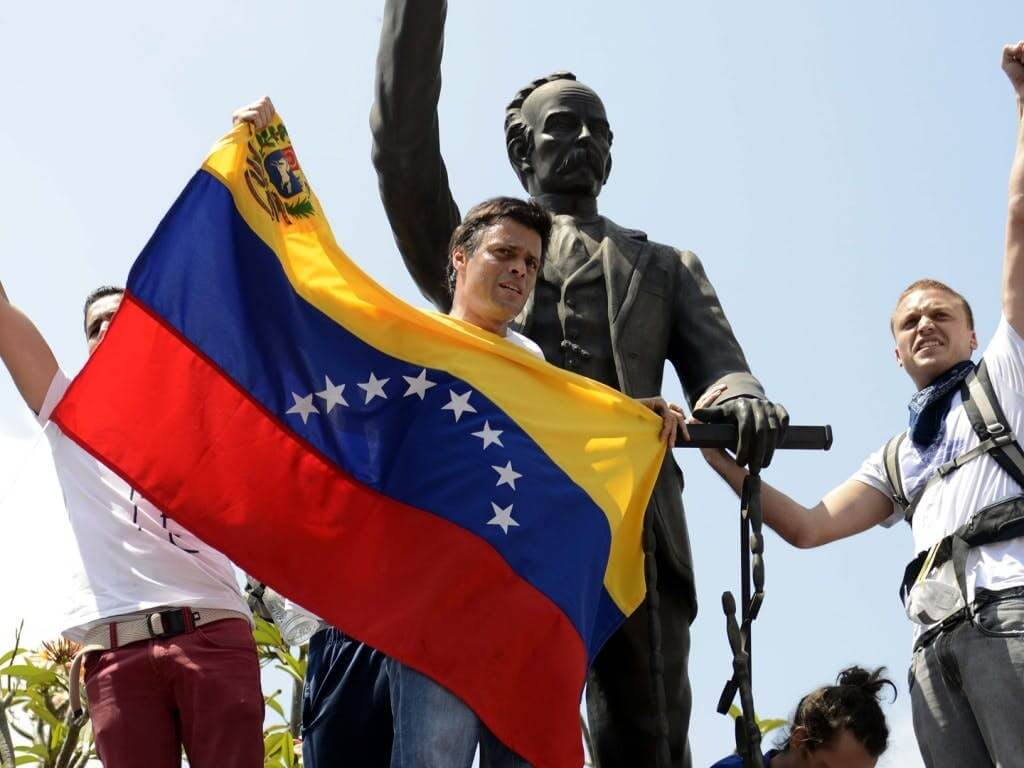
[
  {"left": 961, "top": 360, "right": 1024, "bottom": 490},
  {"left": 882, "top": 431, "right": 910, "bottom": 511}
]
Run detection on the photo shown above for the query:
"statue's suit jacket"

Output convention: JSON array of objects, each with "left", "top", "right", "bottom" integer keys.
[{"left": 370, "top": 0, "right": 766, "bottom": 596}]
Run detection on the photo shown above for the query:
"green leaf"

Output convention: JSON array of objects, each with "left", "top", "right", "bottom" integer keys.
[
  {"left": 263, "top": 728, "right": 290, "bottom": 761},
  {"left": 727, "top": 705, "right": 788, "bottom": 736},
  {"left": 283, "top": 198, "right": 315, "bottom": 219},
  {"left": 14, "top": 743, "right": 49, "bottom": 758},
  {"left": 264, "top": 693, "right": 286, "bottom": 720},
  {"left": 272, "top": 649, "right": 305, "bottom": 684},
  {"left": 0, "top": 648, "right": 25, "bottom": 667},
  {"left": 757, "top": 718, "right": 788, "bottom": 735},
  {"left": 253, "top": 616, "right": 283, "bottom": 648},
  {"left": 26, "top": 700, "right": 62, "bottom": 729},
  {"left": 3, "top": 665, "right": 58, "bottom": 686}
]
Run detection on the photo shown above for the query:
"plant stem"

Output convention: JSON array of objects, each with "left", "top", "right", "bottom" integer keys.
[
  {"left": 0, "top": 694, "right": 17, "bottom": 768},
  {"left": 289, "top": 646, "right": 306, "bottom": 739},
  {"left": 53, "top": 708, "right": 89, "bottom": 768}
]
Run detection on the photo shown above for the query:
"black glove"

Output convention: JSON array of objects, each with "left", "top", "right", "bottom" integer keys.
[{"left": 693, "top": 396, "right": 789, "bottom": 474}]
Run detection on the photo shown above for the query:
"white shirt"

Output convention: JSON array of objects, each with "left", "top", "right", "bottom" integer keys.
[
  {"left": 504, "top": 329, "right": 545, "bottom": 359},
  {"left": 38, "top": 370, "right": 250, "bottom": 641},
  {"left": 853, "top": 315, "right": 1024, "bottom": 607}
]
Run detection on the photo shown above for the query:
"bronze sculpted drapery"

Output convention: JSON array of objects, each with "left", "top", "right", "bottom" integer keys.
[{"left": 370, "top": 2, "right": 784, "bottom": 765}]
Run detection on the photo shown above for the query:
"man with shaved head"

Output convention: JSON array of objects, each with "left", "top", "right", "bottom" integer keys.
[{"left": 370, "top": 2, "right": 788, "bottom": 766}]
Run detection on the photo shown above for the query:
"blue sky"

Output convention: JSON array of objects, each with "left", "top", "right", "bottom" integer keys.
[{"left": 2, "top": 2, "right": 1022, "bottom": 765}]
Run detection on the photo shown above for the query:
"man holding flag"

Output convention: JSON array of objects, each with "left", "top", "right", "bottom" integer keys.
[
  {"left": 230, "top": 96, "right": 687, "bottom": 768},
  {"left": 42, "top": 96, "right": 683, "bottom": 768}
]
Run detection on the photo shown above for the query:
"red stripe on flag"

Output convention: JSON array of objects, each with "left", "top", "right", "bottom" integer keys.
[{"left": 52, "top": 295, "right": 586, "bottom": 767}]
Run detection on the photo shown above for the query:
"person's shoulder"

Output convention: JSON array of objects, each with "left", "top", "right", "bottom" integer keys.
[
  {"left": 505, "top": 330, "right": 544, "bottom": 360},
  {"left": 36, "top": 368, "right": 71, "bottom": 426},
  {"left": 984, "top": 314, "right": 1024, "bottom": 362},
  {"left": 979, "top": 314, "right": 1024, "bottom": 390},
  {"left": 708, "top": 755, "right": 743, "bottom": 768}
]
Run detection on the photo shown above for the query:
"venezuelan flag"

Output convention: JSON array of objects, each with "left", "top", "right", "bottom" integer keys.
[{"left": 52, "top": 117, "right": 666, "bottom": 767}]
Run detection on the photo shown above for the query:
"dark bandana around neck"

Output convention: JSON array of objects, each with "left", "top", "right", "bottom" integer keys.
[{"left": 907, "top": 360, "right": 975, "bottom": 449}]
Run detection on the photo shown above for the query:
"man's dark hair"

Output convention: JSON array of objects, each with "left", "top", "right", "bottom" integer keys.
[
  {"left": 446, "top": 197, "right": 553, "bottom": 296},
  {"left": 503, "top": 72, "right": 613, "bottom": 188},
  {"left": 83, "top": 285, "right": 124, "bottom": 334},
  {"left": 891, "top": 278, "right": 974, "bottom": 333},
  {"left": 777, "top": 666, "right": 896, "bottom": 758}
]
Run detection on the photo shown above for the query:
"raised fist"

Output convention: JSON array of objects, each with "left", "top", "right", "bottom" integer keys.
[
  {"left": 1003, "top": 41, "right": 1024, "bottom": 98},
  {"left": 232, "top": 96, "right": 276, "bottom": 131}
]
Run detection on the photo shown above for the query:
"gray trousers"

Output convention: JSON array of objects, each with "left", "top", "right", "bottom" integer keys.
[{"left": 910, "top": 587, "right": 1024, "bottom": 768}]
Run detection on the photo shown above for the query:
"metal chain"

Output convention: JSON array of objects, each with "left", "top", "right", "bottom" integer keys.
[{"left": 717, "top": 473, "right": 765, "bottom": 768}]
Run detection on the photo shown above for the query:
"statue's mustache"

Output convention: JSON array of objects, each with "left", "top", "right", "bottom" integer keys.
[{"left": 556, "top": 146, "right": 603, "bottom": 176}]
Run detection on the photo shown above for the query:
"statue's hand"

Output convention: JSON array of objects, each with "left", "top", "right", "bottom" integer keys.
[
  {"left": 232, "top": 96, "right": 277, "bottom": 130},
  {"left": 692, "top": 396, "right": 789, "bottom": 474}
]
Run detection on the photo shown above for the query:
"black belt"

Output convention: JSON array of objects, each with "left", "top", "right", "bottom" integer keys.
[{"left": 913, "top": 585, "right": 1024, "bottom": 652}]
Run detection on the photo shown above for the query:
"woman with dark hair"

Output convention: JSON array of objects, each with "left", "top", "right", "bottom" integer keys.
[{"left": 711, "top": 666, "right": 895, "bottom": 768}]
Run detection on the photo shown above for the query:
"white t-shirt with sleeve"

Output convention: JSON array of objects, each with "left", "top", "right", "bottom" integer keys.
[
  {"left": 504, "top": 329, "right": 545, "bottom": 359},
  {"left": 38, "top": 369, "right": 250, "bottom": 642},
  {"left": 852, "top": 315, "right": 1024, "bottom": 606}
]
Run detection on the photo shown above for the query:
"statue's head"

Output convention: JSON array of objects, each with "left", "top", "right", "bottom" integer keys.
[{"left": 505, "top": 73, "right": 613, "bottom": 198}]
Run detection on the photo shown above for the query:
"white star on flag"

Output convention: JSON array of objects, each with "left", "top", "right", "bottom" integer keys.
[
  {"left": 487, "top": 502, "right": 519, "bottom": 534},
  {"left": 471, "top": 421, "right": 504, "bottom": 449},
  {"left": 286, "top": 393, "right": 318, "bottom": 424},
  {"left": 315, "top": 375, "right": 348, "bottom": 413},
  {"left": 492, "top": 461, "right": 523, "bottom": 490},
  {"left": 442, "top": 389, "right": 477, "bottom": 422},
  {"left": 358, "top": 372, "right": 390, "bottom": 404},
  {"left": 402, "top": 369, "right": 437, "bottom": 400}
]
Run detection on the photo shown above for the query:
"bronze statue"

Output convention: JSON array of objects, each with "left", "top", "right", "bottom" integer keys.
[{"left": 370, "top": 2, "right": 788, "bottom": 765}]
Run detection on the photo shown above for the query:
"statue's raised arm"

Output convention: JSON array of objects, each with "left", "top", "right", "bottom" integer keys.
[{"left": 371, "top": 0, "right": 460, "bottom": 311}]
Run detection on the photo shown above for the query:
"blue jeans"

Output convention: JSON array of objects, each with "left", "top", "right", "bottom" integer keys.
[
  {"left": 302, "top": 628, "right": 392, "bottom": 768},
  {"left": 384, "top": 658, "right": 531, "bottom": 768}
]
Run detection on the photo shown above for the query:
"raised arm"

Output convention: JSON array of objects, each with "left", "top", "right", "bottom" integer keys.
[
  {"left": 370, "top": 0, "right": 461, "bottom": 311},
  {"left": 1002, "top": 41, "right": 1024, "bottom": 335},
  {"left": 0, "top": 280, "right": 58, "bottom": 414},
  {"left": 702, "top": 447, "right": 892, "bottom": 548}
]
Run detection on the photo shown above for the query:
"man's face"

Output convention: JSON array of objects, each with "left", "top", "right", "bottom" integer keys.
[
  {"left": 791, "top": 728, "right": 877, "bottom": 768},
  {"left": 85, "top": 293, "right": 123, "bottom": 356},
  {"left": 520, "top": 79, "right": 612, "bottom": 198},
  {"left": 892, "top": 288, "right": 977, "bottom": 389},
  {"left": 452, "top": 219, "right": 542, "bottom": 333}
]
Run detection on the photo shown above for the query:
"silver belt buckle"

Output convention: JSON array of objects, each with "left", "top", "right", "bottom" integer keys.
[{"left": 146, "top": 612, "right": 165, "bottom": 637}]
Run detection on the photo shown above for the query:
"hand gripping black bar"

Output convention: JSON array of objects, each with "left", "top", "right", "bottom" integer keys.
[{"left": 675, "top": 424, "right": 833, "bottom": 451}]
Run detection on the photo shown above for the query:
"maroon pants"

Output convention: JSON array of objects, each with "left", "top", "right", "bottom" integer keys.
[{"left": 84, "top": 618, "right": 264, "bottom": 768}]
